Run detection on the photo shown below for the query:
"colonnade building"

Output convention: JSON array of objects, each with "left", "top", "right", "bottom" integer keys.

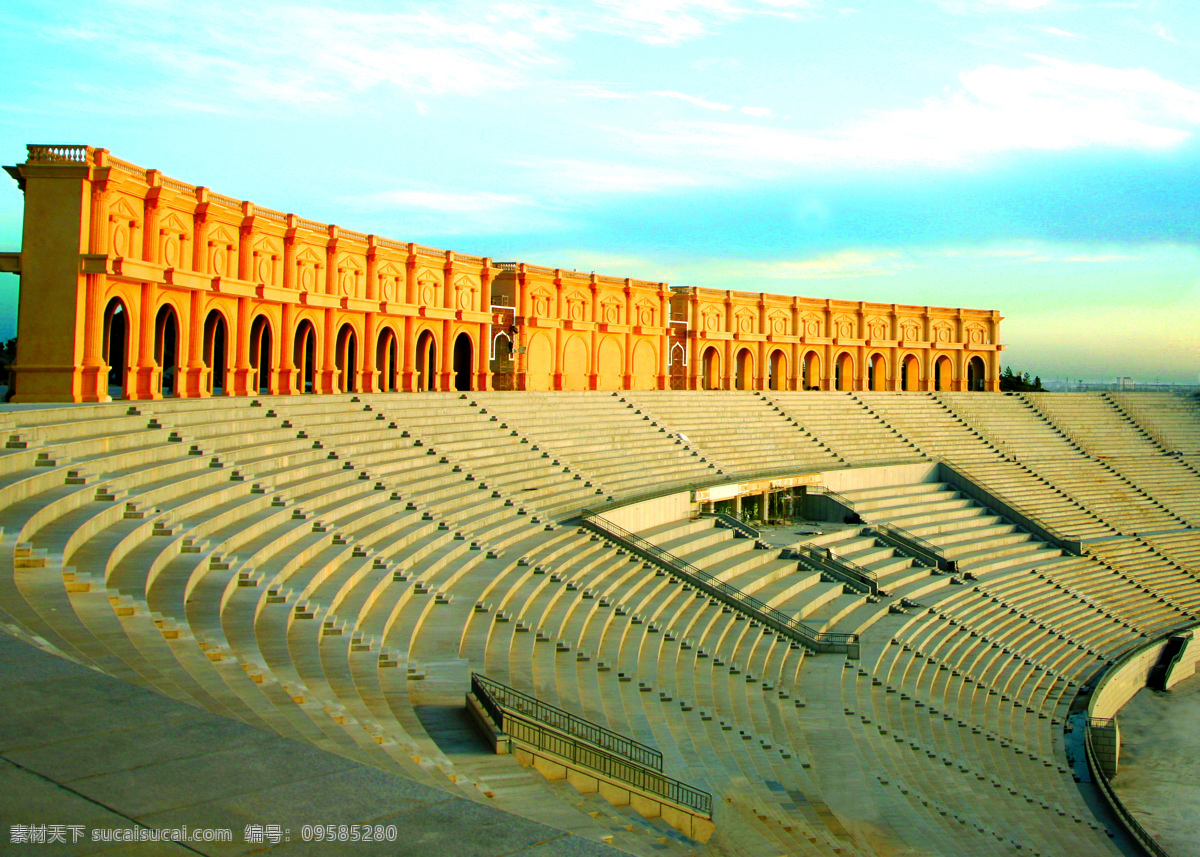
[{"left": 1, "top": 145, "right": 1003, "bottom": 403}]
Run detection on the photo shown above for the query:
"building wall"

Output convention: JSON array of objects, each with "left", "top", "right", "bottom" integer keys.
[{"left": 3, "top": 145, "right": 1003, "bottom": 402}]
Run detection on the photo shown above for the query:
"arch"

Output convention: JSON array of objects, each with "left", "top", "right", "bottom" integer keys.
[
  {"left": 103, "top": 297, "right": 130, "bottom": 399},
  {"left": 249, "top": 315, "right": 273, "bottom": 395},
  {"left": 934, "top": 355, "right": 954, "bottom": 392},
  {"left": 153, "top": 303, "right": 180, "bottom": 397},
  {"left": 867, "top": 352, "right": 887, "bottom": 392},
  {"left": 801, "top": 350, "right": 821, "bottom": 391},
  {"left": 202, "top": 309, "right": 229, "bottom": 395},
  {"left": 416, "top": 329, "right": 437, "bottom": 391},
  {"left": 835, "top": 351, "right": 854, "bottom": 392},
  {"left": 768, "top": 349, "right": 787, "bottom": 391},
  {"left": 453, "top": 332, "right": 473, "bottom": 392},
  {"left": 632, "top": 340, "right": 657, "bottom": 390},
  {"left": 562, "top": 336, "right": 589, "bottom": 391},
  {"left": 967, "top": 355, "right": 987, "bottom": 391},
  {"left": 734, "top": 347, "right": 753, "bottom": 391},
  {"left": 293, "top": 319, "right": 317, "bottom": 393},
  {"left": 335, "top": 323, "right": 358, "bottom": 393},
  {"left": 901, "top": 353, "right": 921, "bottom": 392},
  {"left": 597, "top": 337, "right": 623, "bottom": 390},
  {"left": 701, "top": 346, "right": 721, "bottom": 390},
  {"left": 376, "top": 325, "right": 399, "bottom": 393},
  {"left": 526, "top": 333, "right": 552, "bottom": 391}
]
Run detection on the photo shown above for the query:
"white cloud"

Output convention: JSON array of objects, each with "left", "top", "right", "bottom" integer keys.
[
  {"left": 587, "top": 0, "right": 817, "bottom": 45},
  {"left": 741, "top": 105, "right": 774, "bottom": 117},
  {"left": 619, "top": 57, "right": 1200, "bottom": 171},
  {"left": 937, "top": 0, "right": 1054, "bottom": 13}
]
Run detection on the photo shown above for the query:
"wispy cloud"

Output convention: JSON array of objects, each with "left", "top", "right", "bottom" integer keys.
[
  {"left": 652, "top": 90, "right": 733, "bottom": 111},
  {"left": 343, "top": 188, "right": 561, "bottom": 236},
  {"left": 509, "top": 158, "right": 704, "bottom": 194}
]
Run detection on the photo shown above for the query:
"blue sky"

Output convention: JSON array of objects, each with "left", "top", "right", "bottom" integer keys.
[{"left": 1, "top": 0, "right": 1198, "bottom": 383}]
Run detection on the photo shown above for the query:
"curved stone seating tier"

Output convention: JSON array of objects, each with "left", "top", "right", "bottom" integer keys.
[
  {"left": 939, "top": 393, "right": 1189, "bottom": 534},
  {"left": 1, "top": 392, "right": 1198, "bottom": 857},
  {"left": 622, "top": 390, "right": 842, "bottom": 478},
  {"left": 1110, "top": 391, "right": 1200, "bottom": 457},
  {"left": 468, "top": 392, "right": 721, "bottom": 501},
  {"left": 765, "top": 391, "right": 927, "bottom": 466},
  {"left": 854, "top": 393, "right": 1118, "bottom": 541}
]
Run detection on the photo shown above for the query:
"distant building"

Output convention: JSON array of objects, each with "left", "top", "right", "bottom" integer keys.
[{"left": 1, "top": 145, "right": 1004, "bottom": 402}]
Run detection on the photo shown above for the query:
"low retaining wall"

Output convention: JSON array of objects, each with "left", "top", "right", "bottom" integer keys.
[{"left": 467, "top": 694, "right": 714, "bottom": 843}]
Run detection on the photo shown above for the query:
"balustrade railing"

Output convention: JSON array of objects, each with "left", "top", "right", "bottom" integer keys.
[
  {"left": 579, "top": 512, "right": 858, "bottom": 656},
  {"left": 26, "top": 144, "right": 89, "bottom": 163}
]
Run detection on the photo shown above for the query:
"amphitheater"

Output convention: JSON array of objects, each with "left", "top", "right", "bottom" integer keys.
[{"left": 2, "top": 147, "right": 1200, "bottom": 857}]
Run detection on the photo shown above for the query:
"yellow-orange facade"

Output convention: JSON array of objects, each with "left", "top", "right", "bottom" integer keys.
[{"left": 1, "top": 145, "right": 1003, "bottom": 402}]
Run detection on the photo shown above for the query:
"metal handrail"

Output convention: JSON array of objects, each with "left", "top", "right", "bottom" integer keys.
[
  {"left": 870, "top": 523, "right": 955, "bottom": 572},
  {"left": 472, "top": 675, "right": 711, "bottom": 816},
  {"left": 579, "top": 512, "right": 858, "bottom": 656},
  {"left": 796, "top": 545, "right": 878, "bottom": 596},
  {"left": 701, "top": 511, "right": 759, "bottom": 539},
  {"left": 471, "top": 673, "right": 662, "bottom": 770},
  {"left": 938, "top": 461, "right": 1083, "bottom": 548}
]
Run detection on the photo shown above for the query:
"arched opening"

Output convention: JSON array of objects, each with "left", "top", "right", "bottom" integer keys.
[
  {"left": 294, "top": 320, "right": 317, "bottom": 393},
  {"left": 416, "top": 330, "right": 437, "bottom": 392},
  {"left": 836, "top": 352, "right": 854, "bottom": 391},
  {"left": 335, "top": 323, "right": 358, "bottom": 393},
  {"left": 768, "top": 350, "right": 786, "bottom": 391},
  {"left": 453, "top": 333, "right": 473, "bottom": 392},
  {"left": 901, "top": 354, "right": 920, "bottom": 392},
  {"left": 934, "top": 355, "right": 953, "bottom": 392},
  {"left": 701, "top": 346, "right": 720, "bottom": 390},
  {"left": 103, "top": 298, "right": 129, "bottom": 399},
  {"left": 202, "top": 310, "right": 228, "bottom": 395},
  {"left": 154, "top": 304, "right": 180, "bottom": 397},
  {"left": 967, "top": 355, "right": 986, "bottom": 391},
  {"left": 801, "top": 350, "right": 821, "bottom": 390},
  {"left": 735, "top": 348, "right": 753, "bottom": 391},
  {"left": 868, "top": 352, "right": 886, "bottom": 391},
  {"left": 376, "top": 327, "right": 399, "bottom": 393},
  {"left": 249, "top": 315, "right": 272, "bottom": 395}
]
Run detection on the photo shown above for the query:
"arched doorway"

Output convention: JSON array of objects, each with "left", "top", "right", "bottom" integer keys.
[
  {"left": 202, "top": 310, "right": 228, "bottom": 395},
  {"left": 836, "top": 352, "right": 854, "bottom": 391},
  {"left": 103, "top": 298, "right": 129, "bottom": 399},
  {"left": 768, "top": 350, "right": 786, "bottom": 391},
  {"left": 453, "top": 333, "right": 473, "bottom": 392},
  {"left": 376, "top": 327, "right": 399, "bottom": 392},
  {"left": 294, "top": 320, "right": 317, "bottom": 393},
  {"left": 416, "top": 330, "right": 437, "bottom": 391},
  {"left": 967, "top": 356, "right": 986, "bottom": 391},
  {"left": 335, "top": 323, "right": 358, "bottom": 393},
  {"left": 154, "top": 304, "right": 179, "bottom": 397},
  {"left": 934, "top": 355, "right": 953, "bottom": 391},
  {"left": 801, "top": 350, "right": 820, "bottom": 390},
  {"left": 867, "top": 353, "right": 886, "bottom": 391},
  {"left": 701, "top": 346, "right": 720, "bottom": 390},
  {"left": 249, "top": 315, "right": 272, "bottom": 395},
  {"left": 901, "top": 354, "right": 920, "bottom": 392},
  {"left": 735, "top": 348, "right": 753, "bottom": 391}
]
